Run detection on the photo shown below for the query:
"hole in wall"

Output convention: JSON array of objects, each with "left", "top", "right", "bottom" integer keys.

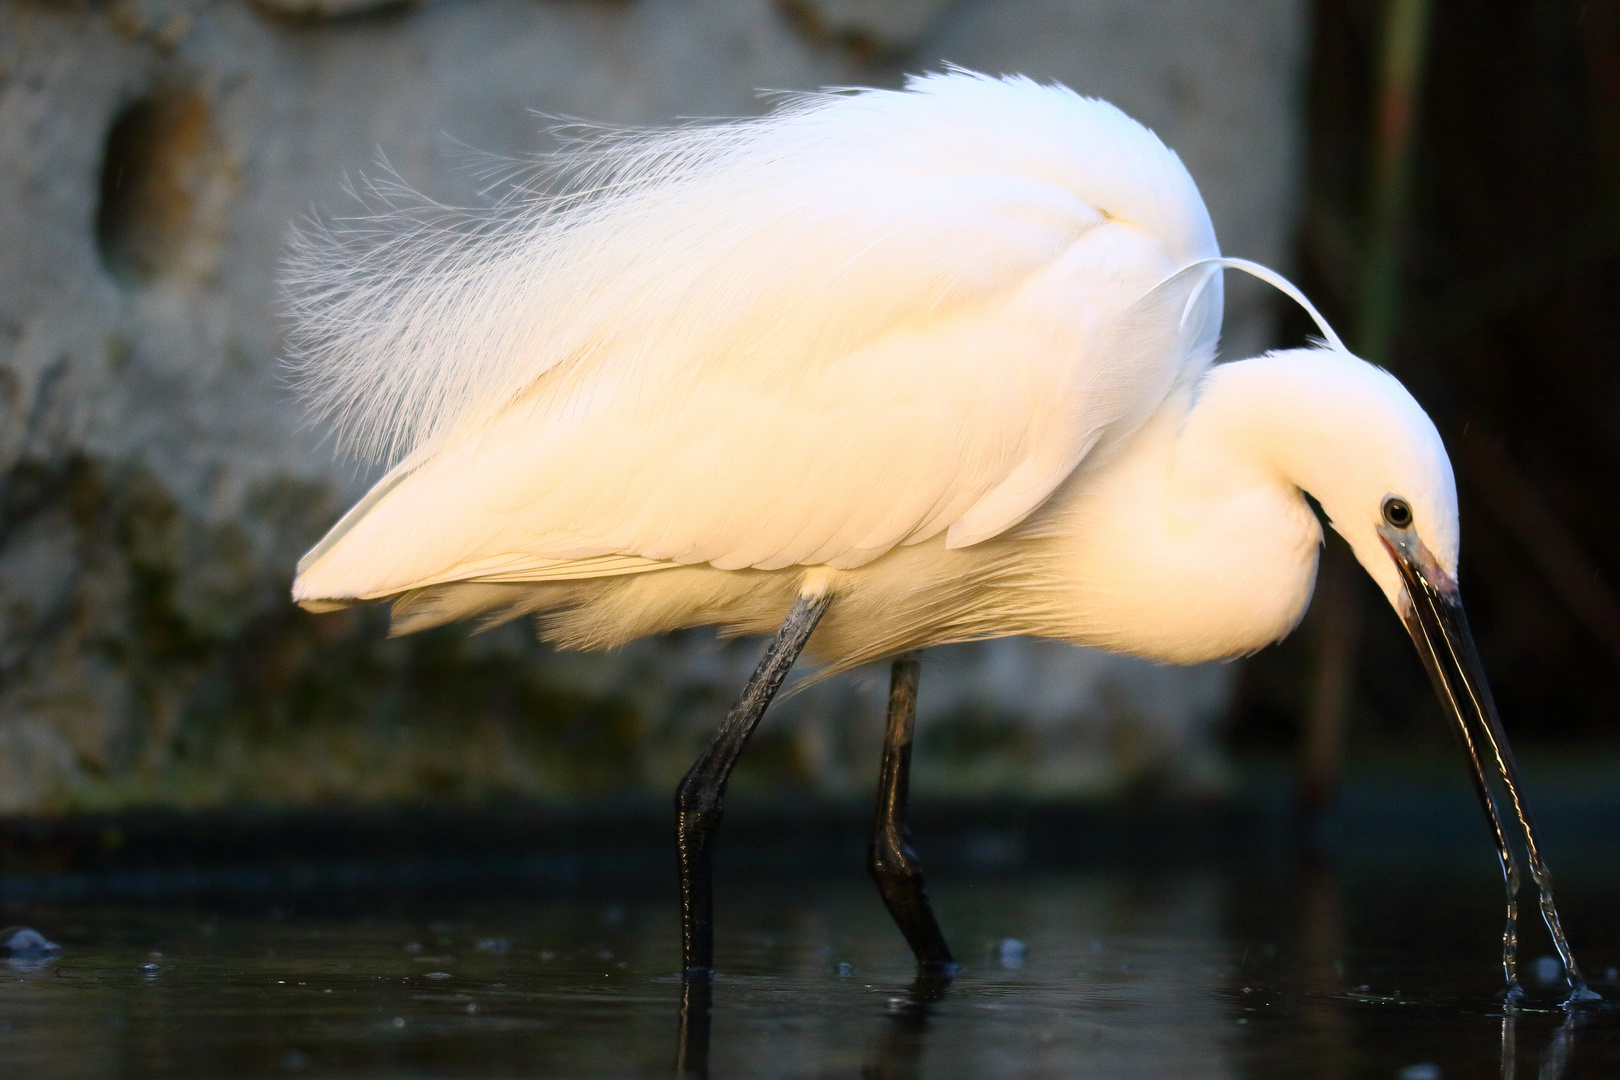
[{"left": 95, "top": 89, "right": 235, "bottom": 287}]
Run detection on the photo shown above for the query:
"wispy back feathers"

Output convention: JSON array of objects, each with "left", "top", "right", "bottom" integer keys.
[{"left": 282, "top": 70, "right": 1214, "bottom": 466}]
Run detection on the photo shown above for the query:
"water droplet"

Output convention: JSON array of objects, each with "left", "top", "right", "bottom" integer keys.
[
  {"left": 475, "top": 938, "right": 509, "bottom": 954},
  {"left": 1, "top": 928, "right": 60, "bottom": 956},
  {"left": 2, "top": 927, "right": 62, "bottom": 973},
  {"left": 836, "top": 962, "right": 855, "bottom": 977},
  {"left": 1396, "top": 1065, "right": 1440, "bottom": 1080},
  {"left": 281, "top": 1049, "right": 309, "bottom": 1072},
  {"left": 1534, "top": 955, "right": 1562, "bottom": 985},
  {"left": 424, "top": 971, "right": 452, "bottom": 980},
  {"left": 391, "top": 1017, "right": 406, "bottom": 1029},
  {"left": 998, "top": 938, "right": 1026, "bottom": 967}
]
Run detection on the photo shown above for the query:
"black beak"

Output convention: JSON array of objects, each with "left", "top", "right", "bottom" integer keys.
[{"left": 1378, "top": 525, "right": 1594, "bottom": 1000}]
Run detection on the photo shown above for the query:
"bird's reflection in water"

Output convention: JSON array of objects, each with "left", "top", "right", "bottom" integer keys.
[
  {"left": 674, "top": 977, "right": 712, "bottom": 1077},
  {"left": 672, "top": 967, "right": 954, "bottom": 1079},
  {"left": 862, "top": 969, "right": 953, "bottom": 1080},
  {"left": 1501, "top": 1007, "right": 1582, "bottom": 1080},
  {"left": 1295, "top": 860, "right": 1353, "bottom": 1080}
]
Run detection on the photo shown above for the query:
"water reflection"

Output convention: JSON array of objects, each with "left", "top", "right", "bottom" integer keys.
[
  {"left": 1536, "top": 1011, "right": 1581, "bottom": 1080},
  {"left": 862, "top": 969, "right": 951, "bottom": 1080},
  {"left": 676, "top": 975, "right": 711, "bottom": 1076},
  {"left": 0, "top": 865, "right": 1614, "bottom": 1078},
  {"left": 1502, "top": 1007, "right": 1584, "bottom": 1080},
  {"left": 1295, "top": 862, "right": 1353, "bottom": 1080}
]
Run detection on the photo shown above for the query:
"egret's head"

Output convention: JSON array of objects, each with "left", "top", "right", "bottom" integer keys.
[
  {"left": 1295, "top": 353, "right": 1458, "bottom": 615},
  {"left": 1213, "top": 347, "right": 1459, "bottom": 616}
]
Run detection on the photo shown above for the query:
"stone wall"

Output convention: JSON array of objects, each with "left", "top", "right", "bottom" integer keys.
[{"left": 0, "top": 0, "right": 1308, "bottom": 811}]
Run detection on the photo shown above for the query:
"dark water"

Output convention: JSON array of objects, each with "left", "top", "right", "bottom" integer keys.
[{"left": 3, "top": 860, "right": 1620, "bottom": 1079}]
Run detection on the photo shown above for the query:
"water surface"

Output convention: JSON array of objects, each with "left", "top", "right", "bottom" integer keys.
[{"left": 3, "top": 859, "right": 1619, "bottom": 1079}]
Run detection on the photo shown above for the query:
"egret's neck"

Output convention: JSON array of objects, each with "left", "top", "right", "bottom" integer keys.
[
  {"left": 1177, "top": 355, "right": 1361, "bottom": 512},
  {"left": 1175, "top": 350, "right": 1412, "bottom": 595},
  {"left": 1043, "top": 359, "right": 1325, "bottom": 664},
  {"left": 1155, "top": 356, "right": 1349, "bottom": 652}
]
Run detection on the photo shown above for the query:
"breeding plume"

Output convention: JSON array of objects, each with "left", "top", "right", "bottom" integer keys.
[{"left": 287, "top": 70, "right": 1590, "bottom": 1000}]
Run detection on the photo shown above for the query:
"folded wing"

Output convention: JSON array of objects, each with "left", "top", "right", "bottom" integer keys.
[{"left": 289, "top": 73, "right": 1221, "bottom": 605}]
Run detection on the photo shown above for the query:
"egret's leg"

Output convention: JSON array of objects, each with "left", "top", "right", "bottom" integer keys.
[
  {"left": 869, "top": 655, "right": 954, "bottom": 971},
  {"left": 675, "top": 589, "right": 831, "bottom": 977}
]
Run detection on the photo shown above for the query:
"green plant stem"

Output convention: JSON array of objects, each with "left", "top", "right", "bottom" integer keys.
[{"left": 1358, "top": 0, "right": 1434, "bottom": 364}]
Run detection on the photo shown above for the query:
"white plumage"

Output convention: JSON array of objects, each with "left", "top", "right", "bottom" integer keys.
[
  {"left": 281, "top": 69, "right": 1607, "bottom": 1003},
  {"left": 285, "top": 70, "right": 1453, "bottom": 676},
  {"left": 287, "top": 70, "right": 1605, "bottom": 995}
]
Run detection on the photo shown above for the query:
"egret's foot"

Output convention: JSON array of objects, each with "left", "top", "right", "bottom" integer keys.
[
  {"left": 905, "top": 964, "right": 956, "bottom": 1009},
  {"left": 1498, "top": 980, "right": 1527, "bottom": 1004},
  {"left": 1565, "top": 982, "right": 1603, "bottom": 1006}
]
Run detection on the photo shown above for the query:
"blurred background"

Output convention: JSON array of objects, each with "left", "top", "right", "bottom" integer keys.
[{"left": 0, "top": 0, "right": 1614, "bottom": 824}]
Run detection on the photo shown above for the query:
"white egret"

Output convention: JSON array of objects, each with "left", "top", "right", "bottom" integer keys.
[{"left": 285, "top": 70, "right": 1590, "bottom": 999}]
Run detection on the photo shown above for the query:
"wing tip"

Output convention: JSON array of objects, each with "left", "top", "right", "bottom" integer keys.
[{"left": 295, "top": 596, "right": 358, "bottom": 614}]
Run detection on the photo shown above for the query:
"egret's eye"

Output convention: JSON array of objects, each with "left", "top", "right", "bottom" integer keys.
[{"left": 1382, "top": 496, "right": 1413, "bottom": 529}]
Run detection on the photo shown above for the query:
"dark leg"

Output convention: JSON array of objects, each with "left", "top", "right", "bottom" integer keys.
[
  {"left": 869, "top": 655, "right": 954, "bottom": 971},
  {"left": 675, "top": 589, "right": 832, "bottom": 977}
]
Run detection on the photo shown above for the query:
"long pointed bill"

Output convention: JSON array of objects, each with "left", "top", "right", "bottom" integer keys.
[{"left": 1378, "top": 525, "right": 1596, "bottom": 1002}]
